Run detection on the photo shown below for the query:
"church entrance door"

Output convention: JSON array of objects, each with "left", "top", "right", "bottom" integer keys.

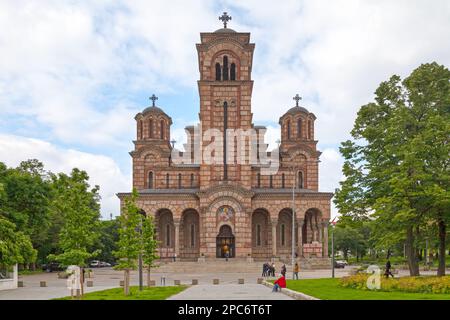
[{"left": 216, "top": 225, "right": 235, "bottom": 258}]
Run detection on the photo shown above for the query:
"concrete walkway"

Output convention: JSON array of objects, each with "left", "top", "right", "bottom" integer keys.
[{"left": 168, "top": 284, "right": 293, "bottom": 300}]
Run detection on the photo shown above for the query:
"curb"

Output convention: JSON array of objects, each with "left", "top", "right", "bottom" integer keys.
[{"left": 262, "top": 281, "right": 320, "bottom": 300}]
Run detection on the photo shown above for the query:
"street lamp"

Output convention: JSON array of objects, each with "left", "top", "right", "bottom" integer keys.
[{"left": 330, "top": 217, "right": 336, "bottom": 278}]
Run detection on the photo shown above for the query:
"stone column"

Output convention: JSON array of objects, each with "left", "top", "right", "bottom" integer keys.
[
  {"left": 271, "top": 218, "right": 278, "bottom": 257},
  {"left": 322, "top": 221, "right": 329, "bottom": 258},
  {"left": 174, "top": 220, "right": 180, "bottom": 259},
  {"left": 297, "top": 218, "right": 304, "bottom": 257}
]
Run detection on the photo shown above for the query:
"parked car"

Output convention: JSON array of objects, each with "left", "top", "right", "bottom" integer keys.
[
  {"left": 42, "top": 262, "right": 64, "bottom": 272},
  {"left": 89, "top": 260, "right": 112, "bottom": 268},
  {"left": 334, "top": 260, "right": 346, "bottom": 268},
  {"left": 336, "top": 260, "right": 348, "bottom": 266}
]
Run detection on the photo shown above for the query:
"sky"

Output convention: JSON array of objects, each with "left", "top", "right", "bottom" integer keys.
[{"left": 0, "top": 0, "right": 449, "bottom": 219}]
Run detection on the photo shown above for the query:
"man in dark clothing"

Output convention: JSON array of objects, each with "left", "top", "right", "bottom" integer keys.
[
  {"left": 281, "top": 264, "right": 287, "bottom": 277},
  {"left": 385, "top": 260, "right": 394, "bottom": 278}
]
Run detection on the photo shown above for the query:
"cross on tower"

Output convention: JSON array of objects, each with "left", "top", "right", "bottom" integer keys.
[
  {"left": 219, "top": 12, "right": 232, "bottom": 28},
  {"left": 149, "top": 94, "right": 158, "bottom": 107},
  {"left": 293, "top": 94, "right": 302, "bottom": 107}
]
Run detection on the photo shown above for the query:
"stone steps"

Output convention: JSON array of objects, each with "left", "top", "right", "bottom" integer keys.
[{"left": 152, "top": 257, "right": 331, "bottom": 273}]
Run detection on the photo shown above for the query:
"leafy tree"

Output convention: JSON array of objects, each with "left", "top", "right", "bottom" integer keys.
[
  {"left": 92, "top": 219, "right": 120, "bottom": 264},
  {"left": 141, "top": 213, "right": 159, "bottom": 287},
  {"left": 0, "top": 160, "right": 52, "bottom": 266},
  {"left": 48, "top": 169, "right": 101, "bottom": 295},
  {"left": 333, "top": 225, "right": 366, "bottom": 261},
  {"left": 0, "top": 218, "right": 37, "bottom": 270},
  {"left": 114, "top": 189, "right": 141, "bottom": 295},
  {"left": 334, "top": 62, "right": 450, "bottom": 276}
]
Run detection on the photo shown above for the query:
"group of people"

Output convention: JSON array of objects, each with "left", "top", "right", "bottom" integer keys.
[{"left": 261, "top": 262, "right": 301, "bottom": 292}]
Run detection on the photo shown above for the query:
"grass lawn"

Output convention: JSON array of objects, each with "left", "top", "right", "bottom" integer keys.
[
  {"left": 285, "top": 279, "right": 450, "bottom": 300},
  {"left": 55, "top": 285, "right": 188, "bottom": 300}
]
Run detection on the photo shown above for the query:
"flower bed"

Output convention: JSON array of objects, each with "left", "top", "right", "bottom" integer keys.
[{"left": 339, "top": 274, "right": 450, "bottom": 294}]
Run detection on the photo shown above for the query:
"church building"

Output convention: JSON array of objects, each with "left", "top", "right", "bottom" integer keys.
[{"left": 118, "top": 13, "right": 333, "bottom": 265}]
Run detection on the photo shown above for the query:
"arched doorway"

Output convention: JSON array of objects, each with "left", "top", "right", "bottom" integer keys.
[{"left": 216, "top": 225, "right": 235, "bottom": 258}]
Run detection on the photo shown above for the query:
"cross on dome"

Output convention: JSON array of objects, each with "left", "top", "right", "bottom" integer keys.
[
  {"left": 219, "top": 12, "right": 232, "bottom": 28},
  {"left": 293, "top": 94, "right": 302, "bottom": 107},
  {"left": 149, "top": 94, "right": 158, "bottom": 107}
]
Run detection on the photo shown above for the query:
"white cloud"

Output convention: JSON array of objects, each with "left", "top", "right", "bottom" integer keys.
[
  {"left": 1, "top": 0, "right": 448, "bottom": 219},
  {"left": 0, "top": 134, "right": 130, "bottom": 218}
]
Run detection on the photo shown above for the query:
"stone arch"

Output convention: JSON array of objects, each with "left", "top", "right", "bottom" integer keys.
[
  {"left": 155, "top": 208, "right": 175, "bottom": 259},
  {"left": 251, "top": 208, "right": 271, "bottom": 259},
  {"left": 209, "top": 49, "right": 241, "bottom": 80},
  {"left": 277, "top": 208, "right": 294, "bottom": 258},
  {"left": 180, "top": 208, "right": 200, "bottom": 259},
  {"left": 303, "top": 208, "right": 322, "bottom": 244}
]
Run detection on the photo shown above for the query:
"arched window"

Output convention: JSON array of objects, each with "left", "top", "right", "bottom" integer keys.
[
  {"left": 269, "top": 175, "right": 273, "bottom": 188},
  {"left": 230, "top": 63, "right": 236, "bottom": 80},
  {"left": 281, "top": 173, "right": 285, "bottom": 188},
  {"left": 287, "top": 120, "right": 291, "bottom": 139},
  {"left": 148, "top": 171, "right": 154, "bottom": 189},
  {"left": 190, "top": 173, "right": 194, "bottom": 187},
  {"left": 139, "top": 120, "right": 143, "bottom": 139},
  {"left": 297, "top": 118, "right": 302, "bottom": 138},
  {"left": 222, "top": 56, "right": 229, "bottom": 80},
  {"left": 149, "top": 119, "right": 154, "bottom": 138},
  {"left": 215, "top": 63, "right": 221, "bottom": 81},
  {"left": 178, "top": 173, "right": 182, "bottom": 188},
  {"left": 298, "top": 171, "right": 304, "bottom": 189},
  {"left": 256, "top": 224, "right": 261, "bottom": 246},
  {"left": 190, "top": 223, "right": 195, "bottom": 247},
  {"left": 281, "top": 224, "right": 286, "bottom": 246},
  {"left": 166, "top": 173, "right": 170, "bottom": 188},
  {"left": 165, "top": 224, "right": 170, "bottom": 246},
  {"left": 257, "top": 173, "right": 261, "bottom": 188},
  {"left": 308, "top": 120, "right": 312, "bottom": 139},
  {"left": 160, "top": 120, "right": 164, "bottom": 139}
]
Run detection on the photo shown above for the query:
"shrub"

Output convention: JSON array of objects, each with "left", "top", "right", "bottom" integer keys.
[{"left": 339, "top": 274, "right": 450, "bottom": 294}]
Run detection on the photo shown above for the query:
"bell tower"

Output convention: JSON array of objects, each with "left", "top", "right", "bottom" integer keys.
[{"left": 196, "top": 13, "right": 255, "bottom": 189}]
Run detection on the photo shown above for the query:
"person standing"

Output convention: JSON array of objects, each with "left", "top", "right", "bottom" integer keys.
[
  {"left": 281, "top": 264, "right": 286, "bottom": 277},
  {"left": 293, "top": 262, "right": 299, "bottom": 280},
  {"left": 385, "top": 260, "right": 394, "bottom": 278}
]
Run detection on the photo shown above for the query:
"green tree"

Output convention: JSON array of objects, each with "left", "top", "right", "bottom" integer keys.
[
  {"left": 334, "top": 62, "right": 450, "bottom": 276},
  {"left": 48, "top": 168, "right": 101, "bottom": 295},
  {"left": 141, "top": 213, "right": 159, "bottom": 287},
  {"left": 0, "top": 160, "right": 52, "bottom": 266},
  {"left": 114, "top": 189, "right": 141, "bottom": 295},
  {"left": 0, "top": 218, "right": 37, "bottom": 270},
  {"left": 92, "top": 219, "right": 120, "bottom": 264}
]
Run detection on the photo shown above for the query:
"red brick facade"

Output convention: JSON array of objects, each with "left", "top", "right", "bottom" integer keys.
[{"left": 118, "top": 25, "right": 332, "bottom": 262}]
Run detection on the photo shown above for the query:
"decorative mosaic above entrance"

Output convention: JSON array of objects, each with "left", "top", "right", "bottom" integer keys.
[{"left": 218, "top": 206, "right": 234, "bottom": 222}]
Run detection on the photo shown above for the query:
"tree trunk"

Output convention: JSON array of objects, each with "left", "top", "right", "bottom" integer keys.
[
  {"left": 147, "top": 265, "right": 151, "bottom": 287},
  {"left": 80, "top": 267, "right": 84, "bottom": 297},
  {"left": 437, "top": 218, "right": 446, "bottom": 276},
  {"left": 405, "top": 226, "right": 420, "bottom": 276},
  {"left": 124, "top": 269, "right": 130, "bottom": 295}
]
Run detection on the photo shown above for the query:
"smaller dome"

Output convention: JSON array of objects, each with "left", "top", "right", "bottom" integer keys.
[
  {"left": 285, "top": 106, "right": 310, "bottom": 115},
  {"left": 142, "top": 106, "right": 167, "bottom": 115},
  {"left": 136, "top": 106, "right": 172, "bottom": 124},
  {"left": 214, "top": 28, "right": 237, "bottom": 33}
]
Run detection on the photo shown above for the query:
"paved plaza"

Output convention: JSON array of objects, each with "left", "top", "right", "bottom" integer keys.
[{"left": 0, "top": 266, "right": 442, "bottom": 300}]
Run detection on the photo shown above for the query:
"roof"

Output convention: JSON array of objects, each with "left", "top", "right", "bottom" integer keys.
[
  {"left": 214, "top": 28, "right": 237, "bottom": 33},
  {"left": 135, "top": 106, "right": 173, "bottom": 124}
]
